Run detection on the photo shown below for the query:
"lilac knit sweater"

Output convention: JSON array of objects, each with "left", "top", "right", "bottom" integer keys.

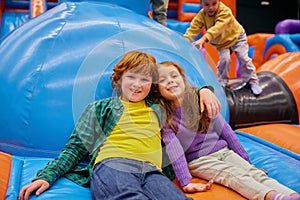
[{"left": 162, "top": 108, "right": 250, "bottom": 187}]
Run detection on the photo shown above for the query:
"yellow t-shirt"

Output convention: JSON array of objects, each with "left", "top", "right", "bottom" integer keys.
[{"left": 94, "top": 99, "right": 162, "bottom": 169}]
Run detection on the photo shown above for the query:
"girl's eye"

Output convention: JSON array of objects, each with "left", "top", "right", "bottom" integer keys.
[{"left": 159, "top": 79, "right": 165, "bottom": 83}]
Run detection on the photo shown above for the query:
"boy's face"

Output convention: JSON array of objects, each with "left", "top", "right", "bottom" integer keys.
[
  {"left": 158, "top": 65, "right": 185, "bottom": 105},
  {"left": 202, "top": 0, "right": 219, "bottom": 17},
  {"left": 121, "top": 70, "right": 152, "bottom": 102}
]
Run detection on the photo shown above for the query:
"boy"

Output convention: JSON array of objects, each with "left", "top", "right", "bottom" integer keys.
[{"left": 184, "top": 0, "right": 262, "bottom": 95}]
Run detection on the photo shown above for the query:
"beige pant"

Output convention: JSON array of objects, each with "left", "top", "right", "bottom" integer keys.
[{"left": 188, "top": 147, "right": 295, "bottom": 200}]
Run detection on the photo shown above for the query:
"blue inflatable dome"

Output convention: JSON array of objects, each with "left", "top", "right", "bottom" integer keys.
[{"left": 0, "top": 1, "right": 226, "bottom": 158}]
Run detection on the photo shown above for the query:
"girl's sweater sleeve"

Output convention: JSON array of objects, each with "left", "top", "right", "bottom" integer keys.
[
  {"left": 162, "top": 125, "right": 192, "bottom": 187},
  {"left": 213, "top": 114, "right": 251, "bottom": 163}
]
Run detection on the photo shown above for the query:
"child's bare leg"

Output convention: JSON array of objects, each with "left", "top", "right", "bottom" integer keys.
[
  {"left": 265, "top": 190, "right": 300, "bottom": 200},
  {"left": 265, "top": 190, "right": 276, "bottom": 200},
  {"left": 291, "top": 193, "right": 300, "bottom": 196}
]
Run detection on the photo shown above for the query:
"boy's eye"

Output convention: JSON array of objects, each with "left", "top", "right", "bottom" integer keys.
[
  {"left": 142, "top": 78, "right": 151, "bottom": 83},
  {"left": 127, "top": 75, "right": 135, "bottom": 79}
]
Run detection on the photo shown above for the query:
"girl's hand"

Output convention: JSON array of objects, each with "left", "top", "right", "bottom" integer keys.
[
  {"left": 182, "top": 179, "right": 213, "bottom": 193},
  {"left": 18, "top": 179, "right": 50, "bottom": 200}
]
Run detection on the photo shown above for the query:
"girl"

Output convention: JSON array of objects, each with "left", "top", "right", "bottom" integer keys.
[{"left": 157, "top": 61, "right": 300, "bottom": 200}]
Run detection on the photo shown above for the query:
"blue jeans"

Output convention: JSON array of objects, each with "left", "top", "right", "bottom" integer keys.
[{"left": 91, "top": 158, "right": 191, "bottom": 200}]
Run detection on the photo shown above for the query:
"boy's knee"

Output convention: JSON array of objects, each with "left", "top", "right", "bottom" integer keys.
[{"left": 219, "top": 57, "right": 231, "bottom": 66}]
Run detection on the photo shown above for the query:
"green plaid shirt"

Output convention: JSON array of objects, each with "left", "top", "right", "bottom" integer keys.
[{"left": 34, "top": 96, "right": 164, "bottom": 187}]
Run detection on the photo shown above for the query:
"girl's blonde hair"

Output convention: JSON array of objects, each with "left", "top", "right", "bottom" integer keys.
[
  {"left": 158, "top": 61, "right": 210, "bottom": 133},
  {"left": 110, "top": 51, "right": 158, "bottom": 96}
]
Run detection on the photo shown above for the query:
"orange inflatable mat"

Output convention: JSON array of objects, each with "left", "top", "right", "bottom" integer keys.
[
  {"left": 238, "top": 124, "right": 300, "bottom": 155},
  {"left": 173, "top": 177, "right": 246, "bottom": 199},
  {"left": 0, "top": 152, "right": 12, "bottom": 200}
]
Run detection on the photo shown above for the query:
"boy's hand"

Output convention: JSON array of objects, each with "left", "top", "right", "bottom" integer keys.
[
  {"left": 199, "top": 88, "right": 221, "bottom": 119},
  {"left": 18, "top": 179, "right": 50, "bottom": 200},
  {"left": 192, "top": 36, "right": 207, "bottom": 49},
  {"left": 182, "top": 179, "right": 214, "bottom": 193}
]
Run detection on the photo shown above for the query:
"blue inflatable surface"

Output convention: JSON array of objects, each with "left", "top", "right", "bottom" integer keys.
[{"left": 0, "top": 1, "right": 227, "bottom": 157}]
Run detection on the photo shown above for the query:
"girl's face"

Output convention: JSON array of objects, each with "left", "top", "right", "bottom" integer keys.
[
  {"left": 158, "top": 65, "right": 185, "bottom": 106},
  {"left": 121, "top": 70, "right": 152, "bottom": 102},
  {"left": 202, "top": 0, "right": 219, "bottom": 17}
]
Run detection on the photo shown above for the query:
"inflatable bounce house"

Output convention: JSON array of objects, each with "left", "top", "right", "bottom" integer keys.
[{"left": 0, "top": 0, "right": 299, "bottom": 199}]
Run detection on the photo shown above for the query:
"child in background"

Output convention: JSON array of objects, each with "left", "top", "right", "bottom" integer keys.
[
  {"left": 157, "top": 61, "right": 300, "bottom": 199},
  {"left": 18, "top": 51, "right": 218, "bottom": 200},
  {"left": 151, "top": 0, "right": 169, "bottom": 26},
  {"left": 183, "top": 0, "right": 262, "bottom": 95}
]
